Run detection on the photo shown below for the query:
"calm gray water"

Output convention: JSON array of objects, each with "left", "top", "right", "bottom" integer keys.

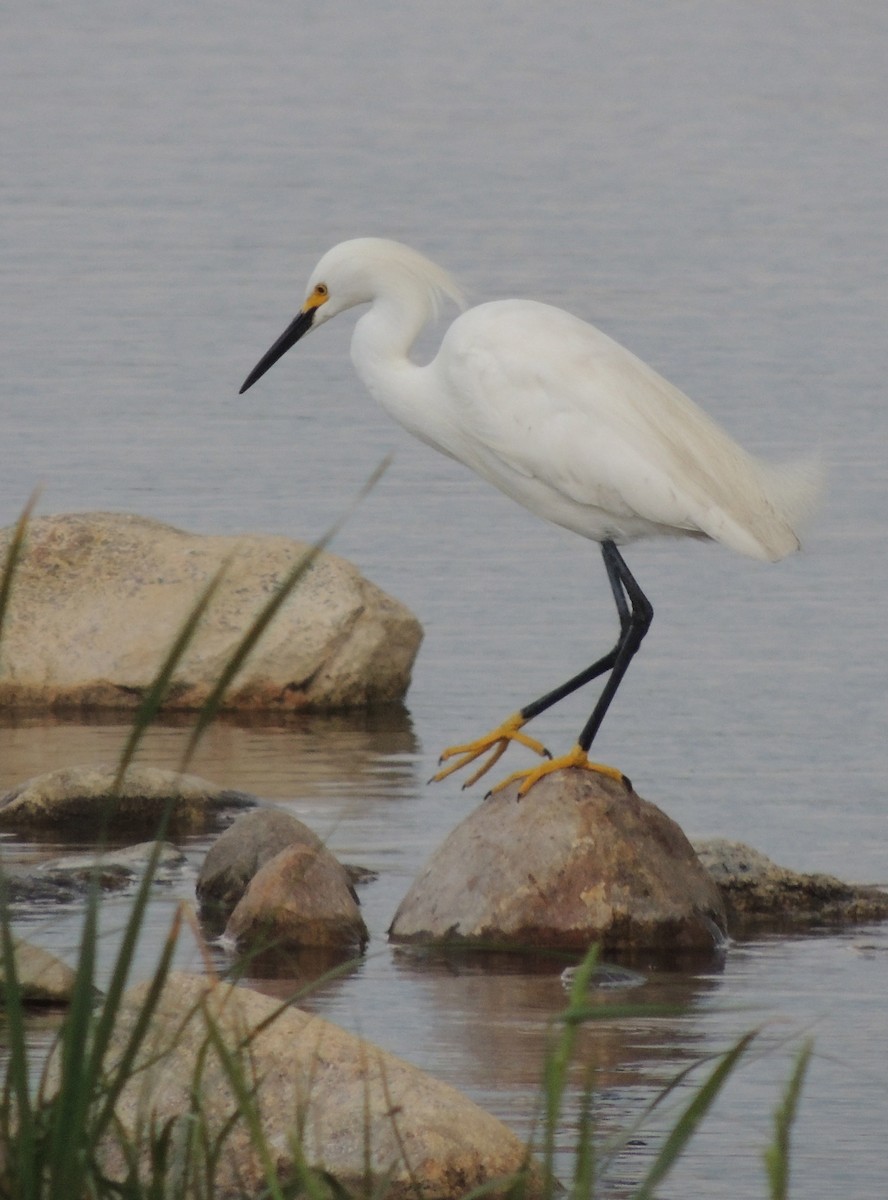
[{"left": 3, "top": 2, "right": 888, "bottom": 1195}]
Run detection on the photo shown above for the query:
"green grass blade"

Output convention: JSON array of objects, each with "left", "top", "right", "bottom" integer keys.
[
  {"left": 764, "top": 1039, "right": 813, "bottom": 1200},
  {"left": 90, "top": 902, "right": 184, "bottom": 1142},
  {"left": 539, "top": 945, "right": 600, "bottom": 1188},
  {"left": 632, "top": 1029, "right": 757, "bottom": 1200},
  {"left": 569, "top": 1076, "right": 596, "bottom": 1200},
  {"left": 178, "top": 453, "right": 392, "bottom": 774},
  {"left": 86, "top": 823, "right": 176, "bottom": 1085},
  {"left": 0, "top": 897, "right": 39, "bottom": 1199},
  {"left": 43, "top": 879, "right": 103, "bottom": 1199},
  {"left": 0, "top": 491, "right": 39, "bottom": 654},
  {"left": 200, "top": 1006, "right": 287, "bottom": 1200}
]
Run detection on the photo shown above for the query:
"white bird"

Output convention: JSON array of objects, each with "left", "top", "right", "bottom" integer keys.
[{"left": 240, "top": 238, "right": 818, "bottom": 796}]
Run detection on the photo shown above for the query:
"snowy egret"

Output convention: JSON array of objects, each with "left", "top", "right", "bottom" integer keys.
[{"left": 240, "top": 238, "right": 818, "bottom": 796}]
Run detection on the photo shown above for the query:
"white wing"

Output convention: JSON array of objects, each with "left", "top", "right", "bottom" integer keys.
[{"left": 436, "top": 299, "right": 804, "bottom": 561}]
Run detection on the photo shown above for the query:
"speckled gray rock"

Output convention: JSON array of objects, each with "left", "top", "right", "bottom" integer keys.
[
  {"left": 694, "top": 838, "right": 888, "bottom": 929},
  {"left": 225, "top": 842, "right": 368, "bottom": 952},
  {"left": 0, "top": 512, "right": 422, "bottom": 711},
  {"left": 0, "top": 764, "right": 255, "bottom": 835},
  {"left": 390, "top": 770, "right": 726, "bottom": 959},
  {"left": 69, "top": 971, "right": 540, "bottom": 1199},
  {"left": 197, "top": 808, "right": 324, "bottom": 918}
]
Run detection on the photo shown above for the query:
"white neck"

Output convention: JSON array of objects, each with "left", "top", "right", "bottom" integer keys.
[{"left": 349, "top": 290, "right": 440, "bottom": 445}]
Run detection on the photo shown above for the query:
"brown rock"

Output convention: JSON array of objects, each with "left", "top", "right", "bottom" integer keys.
[
  {"left": 225, "top": 842, "right": 368, "bottom": 952},
  {"left": 197, "top": 807, "right": 324, "bottom": 918},
  {"left": 389, "top": 771, "right": 726, "bottom": 959},
  {"left": 78, "top": 972, "right": 539, "bottom": 1199},
  {"left": 0, "top": 511, "right": 422, "bottom": 712}
]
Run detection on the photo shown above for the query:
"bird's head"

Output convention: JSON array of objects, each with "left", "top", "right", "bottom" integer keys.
[{"left": 239, "top": 238, "right": 463, "bottom": 395}]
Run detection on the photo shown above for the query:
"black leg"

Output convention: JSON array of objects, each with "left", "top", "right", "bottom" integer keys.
[
  {"left": 576, "top": 540, "right": 653, "bottom": 752},
  {"left": 433, "top": 539, "right": 653, "bottom": 791},
  {"left": 517, "top": 539, "right": 652, "bottom": 734}
]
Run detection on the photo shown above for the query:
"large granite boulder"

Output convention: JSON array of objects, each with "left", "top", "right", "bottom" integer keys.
[
  {"left": 0, "top": 512, "right": 422, "bottom": 711},
  {"left": 390, "top": 771, "right": 726, "bottom": 960},
  {"left": 61, "top": 971, "right": 540, "bottom": 1199}
]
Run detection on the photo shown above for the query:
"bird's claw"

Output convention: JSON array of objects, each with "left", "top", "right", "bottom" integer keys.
[
  {"left": 429, "top": 712, "right": 550, "bottom": 789},
  {"left": 485, "top": 744, "right": 629, "bottom": 800}
]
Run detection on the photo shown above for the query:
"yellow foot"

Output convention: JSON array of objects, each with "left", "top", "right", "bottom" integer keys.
[
  {"left": 430, "top": 711, "right": 550, "bottom": 790},
  {"left": 488, "top": 743, "right": 630, "bottom": 799}
]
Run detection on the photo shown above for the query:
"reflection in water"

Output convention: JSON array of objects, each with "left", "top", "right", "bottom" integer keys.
[
  {"left": 0, "top": 707, "right": 420, "bottom": 802},
  {"left": 240, "top": 947, "right": 367, "bottom": 1004},
  {"left": 387, "top": 949, "right": 720, "bottom": 1097}
]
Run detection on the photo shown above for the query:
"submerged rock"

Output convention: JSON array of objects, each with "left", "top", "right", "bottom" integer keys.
[
  {"left": 71, "top": 971, "right": 540, "bottom": 1199},
  {"left": 0, "top": 764, "right": 255, "bottom": 836},
  {"left": 389, "top": 770, "right": 726, "bottom": 960},
  {"left": 694, "top": 838, "right": 888, "bottom": 931},
  {"left": 0, "top": 511, "right": 422, "bottom": 712},
  {"left": 39, "top": 840, "right": 187, "bottom": 882},
  {"left": 0, "top": 840, "right": 188, "bottom": 910}
]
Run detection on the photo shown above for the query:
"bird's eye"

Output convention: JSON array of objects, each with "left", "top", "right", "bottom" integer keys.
[{"left": 315, "top": 283, "right": 328, "bottom": 298}]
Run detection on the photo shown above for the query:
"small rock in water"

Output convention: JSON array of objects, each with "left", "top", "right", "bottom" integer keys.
[
  {"left": 0, "top": 938, "right": 79, "bottom": 1005},
  {"left": 560, "top": 962, "right": 647, "bottom": 992},
  {"left": 224, "top": 841, "right": 368, "bottom": 954},
  {"left": 197, "top": 807, "right": 324, "bottom": 919},
  {"left": 40, "top": 841, "right": 187, "bottom": 879}
]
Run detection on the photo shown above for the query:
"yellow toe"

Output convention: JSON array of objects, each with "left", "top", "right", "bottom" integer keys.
[
  {"left": 430, "top": 711, "right": 550, "bottom": 788},
  {"left": 488, "top": 744, "right": 628, "bottom": 799}
]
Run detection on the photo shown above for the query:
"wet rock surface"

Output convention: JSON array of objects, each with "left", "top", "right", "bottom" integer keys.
[
  {"left": 389, "top": 770, "right": 727, "bottom": 960},
  {"left": 1, "top": 840, "right": 188, "bottom": 906},
  {"left": 0, "top": 511, "right": 423, "bottom": 712}
]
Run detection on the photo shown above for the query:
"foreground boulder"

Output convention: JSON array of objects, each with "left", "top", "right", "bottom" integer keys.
[
  {"left": 389, "top": 771, "right": 726, "bottom": 959},
  {"left": 0, "top": 512, "right": 422, "bottom": 711},
  {"left": 72, "top": 972, "right": 539, "bottom": 1199},
  {"left": 0, "top": 765, "right": 255, "bottom": 836},
  {"left": 694, "top": 838, "right": 888, "bottom": 931}
]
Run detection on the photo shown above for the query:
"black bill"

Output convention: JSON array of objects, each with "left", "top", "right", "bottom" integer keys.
[{"left": 239, "top": 306, "right": 315, "bottom": 394}]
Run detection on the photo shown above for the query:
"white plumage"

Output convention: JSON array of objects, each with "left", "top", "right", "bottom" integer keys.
[{"left": 241, "top": 237, "right": 819, "bottom": 794}]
